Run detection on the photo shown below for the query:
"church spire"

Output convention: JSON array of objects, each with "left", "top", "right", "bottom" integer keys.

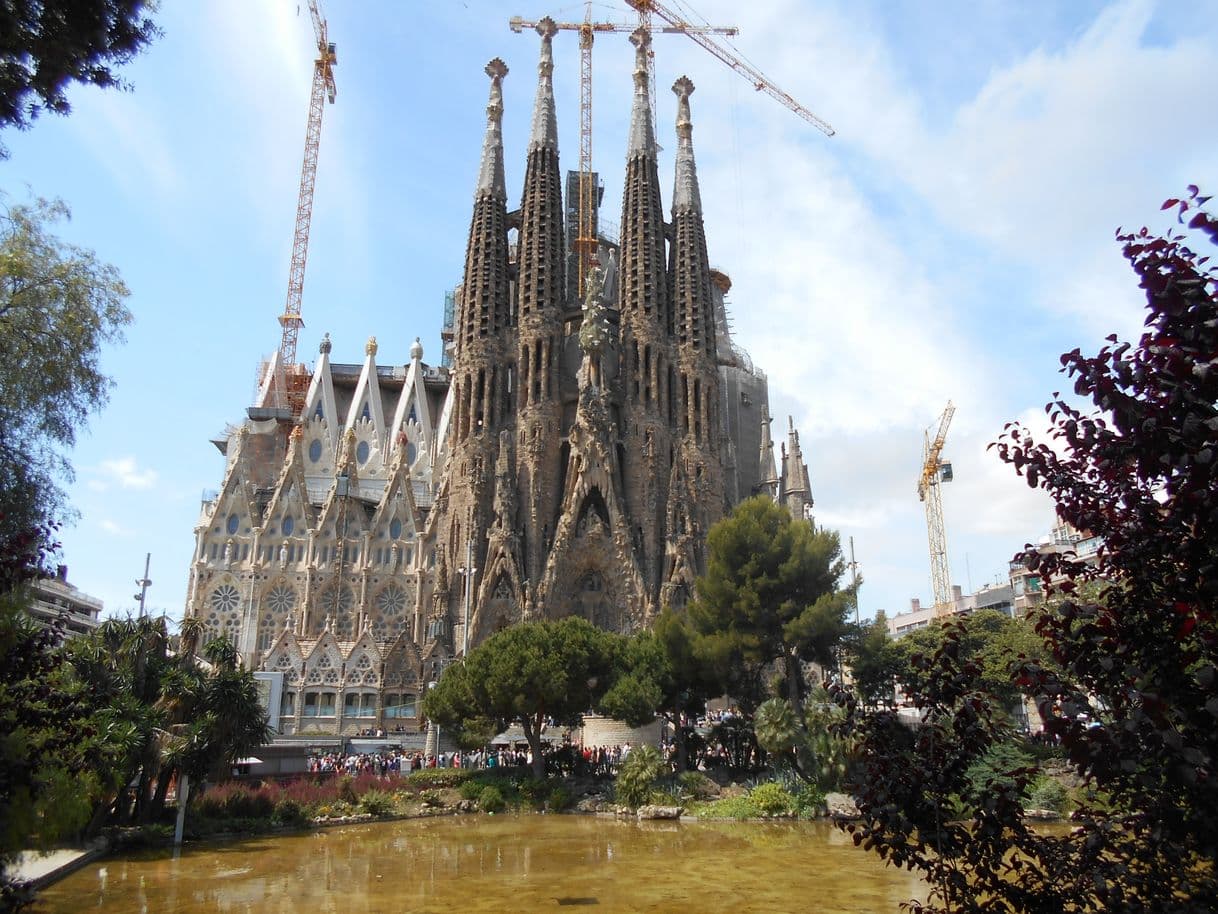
[
  {"left": 627, "top": 28, "right": 657, "bottom": 160},
  {"left": 475, "top": 58, "right": 508, "bottom": 201},
  {"left": 528, "top": 17, "right": 558, "bottom": 153},
  {"left": 455, "top": 59, "right": 513, "bottom": 443},
  {"left": 782, "top": 416, "right": 813, "bottom": 522},
  {"left": 672, "top": 76, "right": 702, "bottom": 214},
  {"left": 618, "top": 27, "right": 668, "bottom": 337},
  {"left": 669, "top": 75, "right": 718, "bottom": 459},
  {"left": 758, "top": 403, "right": 779, "bottom": 497}
]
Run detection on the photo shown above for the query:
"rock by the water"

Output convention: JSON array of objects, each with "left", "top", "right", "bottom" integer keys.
[
  {"left": 637, "top": 805, "right": 683, "bottom": 820},
  {"left": 824, "top": 793, "right": 860, "bottom": 819}
]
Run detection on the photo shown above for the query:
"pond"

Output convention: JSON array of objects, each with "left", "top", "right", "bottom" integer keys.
[{"left": 37, "top": 815, "right": 925, "bottom": 913}]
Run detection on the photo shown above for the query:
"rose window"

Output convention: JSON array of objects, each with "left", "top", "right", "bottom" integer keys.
[
  {"left": 267, "top": 583, "right": 296, "bottom": 615},
  {"left": 211, "top": 584, "right": 240, "bottom": 613},
  {"left": 321, "top": 584, "right": 354, "bottom": 615}
]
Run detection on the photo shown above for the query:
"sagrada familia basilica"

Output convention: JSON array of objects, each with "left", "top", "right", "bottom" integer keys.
[{"left": 183, "top": 23, "right": 814, "bottom": 734}]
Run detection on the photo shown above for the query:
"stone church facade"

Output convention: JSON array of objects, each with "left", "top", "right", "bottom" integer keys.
[{"left": 183, "top": 23, "right": 813, "bottom": 736}]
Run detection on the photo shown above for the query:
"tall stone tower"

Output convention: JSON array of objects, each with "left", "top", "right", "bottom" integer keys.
[{"left": 423, "top": 25, "right": 730, "bottom": 654}]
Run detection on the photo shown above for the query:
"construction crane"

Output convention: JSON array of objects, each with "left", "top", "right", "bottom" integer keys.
[
  {"left": 277, "top": 0, "right": 337, "bottom": 414},
  {"left": 627, "top": 0, "right": 835, "bottom": 137},
  {"left": 510, "top": 6, "right": 738, "bottom": 295},
  {"left": 917, "top": 401, "right": 956, "bottom": 614}
]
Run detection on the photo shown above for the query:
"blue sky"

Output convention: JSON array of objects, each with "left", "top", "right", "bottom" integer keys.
[{"left": 2, "top": 0, "right": 1215, "bottom": 626}]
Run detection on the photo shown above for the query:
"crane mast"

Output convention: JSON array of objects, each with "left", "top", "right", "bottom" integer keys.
[
  {"left": 627, "top": 0, "right": 834, "bottom": 136},
  {"left": 277, "top": 0, "right": 337, "bottom": 414},
  {"left": 510, "top": 8, "right": 737, "bottom": 295},
  {"left": 918, "top": 401, "right": 955, "bottom": 613}
]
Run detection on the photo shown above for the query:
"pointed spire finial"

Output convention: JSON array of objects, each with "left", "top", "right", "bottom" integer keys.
[
  {"left": 671, "top": 75, "right": 701, "bottom": 212},
  {"left": 626, "top": 28, "right": 655, "bottom": 159},
  {"left": 365, "top": 335, "right": 378, "bottom": 357},
  {"left": 529, "top": 18, "right": 558, "bottom": 152},
  {"left": 476, "top": 59, "right": 509, "bottom": 200},
  {"left": 673, "top": 75, "right": 695, "bottom": 137}
]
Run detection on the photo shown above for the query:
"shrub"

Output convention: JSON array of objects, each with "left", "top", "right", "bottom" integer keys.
[
  {"left": 1028, "top": 776, "right": 1068, "bottom": 813},
  {"left": 405, "top": 769, "right": 474, "bottom": 788},
  {"left": 615, "top": 746, "right": 665, "bottom": 809},
  {"left": 676, "top": 771, "right": 717, "bottom": 801},
  {"left": 272, "top": 798, "right": 310, "bottom": 827},
  {"left": 358, "top": 789, "right": 395, "bottom": 817},
  {"left": 546, "top": 785, "right": 572, "bottom": 811},
  {"left": 458, "top": 779, "right": 485, "bottom": 801},
  {"left": 478, "top": 786, "right": 506, "bottom": 813},
  {"left": 518, "top": 776, "right": 553, "bottom": 809},
  {"left": 336, "top": 776, "right": 358, "bottom": 805},
  {"left": 791, "top": 784, "right": 825, "bottom": 820},
  {"left": 419, "top": 790, "right": 442, "bottom": 808},
  {"left": 690, "top": 795, "right": 763, "bottom": 819},
  {"left": 749, "top": 782, "right": 792, "bottom": 816}
]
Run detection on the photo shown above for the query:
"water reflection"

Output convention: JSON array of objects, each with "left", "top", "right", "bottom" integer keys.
[{"left": 39, "top": 816, "right": 924, "bottom": 913}]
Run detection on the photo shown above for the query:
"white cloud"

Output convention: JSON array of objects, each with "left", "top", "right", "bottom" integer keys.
[
  {"left": 99, "top": 457, "right": 159, "bottom": 490},
  {"left": 99, "top": 519, "right": 131, "bottom": 537}
]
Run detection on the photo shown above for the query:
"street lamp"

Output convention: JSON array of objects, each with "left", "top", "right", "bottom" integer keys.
[
  {"left": 457, "top": 539, "right": 476, "bottom": 656},
  {"left": 133, "top": 553, "right": 152, "bottom": 618}
]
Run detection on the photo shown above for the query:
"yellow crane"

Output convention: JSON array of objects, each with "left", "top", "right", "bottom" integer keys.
[
  {"left": 627, "top": 0, "right": 835, "bottom": 136},
  {"left": 918, "top": 401, "right": 955, "bottom": 614},
  {"left": 510, "top": 6, "right": 738, "bottom": 295},
  {"left": 276, "top": 0, "right": 337, "bottom": 415}
]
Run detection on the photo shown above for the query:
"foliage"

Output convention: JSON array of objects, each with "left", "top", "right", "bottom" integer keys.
[
  {"left": 63, "top": 621, "right": 271, "bottom": 832},
  {"left": 846, "top": 613, "right": 903, "bottom": 709},
  {"left": 753, "top": 694, "right": 849, "bottom": 790},
  {"left": 272, "top": 798, "right": 309, "bottom": 828},
  {"left": 546, "top": 785, "right": 571, "bottom": 811},
  {"left": 838, "top": 189, "right": 1218, "bottom": 913},
  {"left": 675, "top": 770, "right": 718, "bottom": 801},
  {"left": 748, "top": 781, "right": 792, "bottom": 816},
  {"left": 0, "top": 196, "right": 132, "bottom": 550},
  {"left": 1027, "top": 776, "right": 1068, "bottom": 814},
  {"left": 614, "top": 745, "right": 665, "bottom": 809},
  {"left": 689, "top": 496, "right": 850, "bottom": 725},
  {"left": 477, "top": 785, "right": 505, "bottom": 814},
  {"left": 896, "top": 609, "right": 1047, "bottom": 713},
  {"left": 404, "top": 768, "right": 475, "bottom": 789},
  {"left": 600, "top": 608, "right": 719, "bottom": 771},
  {"left": 961, "top": 740, "right": 1034, "bottom": 806},
  {"left": 423, "top": 617, "right": 620, "bottom": 778},
  {"left": 753, "top": 698, "right": 800, "bottom": 761},
  {"left": 790, "top": 783, "right": 826, "bottom": 820},
  {"left": 357, "top": 789, "right": 395, "bottom": 817},
  {"left": 0, "top": 592, "right": 96, "bottom": 903},
  {"left": 0, "top": 1, "right": 161, "bottom": 156},
  {"left": 689, "top": 794, "right": 764, "bottom": 820}
]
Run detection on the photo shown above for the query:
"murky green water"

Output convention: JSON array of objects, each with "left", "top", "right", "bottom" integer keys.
[{"left": 37, "top": 815, "right": 925, "bottom": 913}]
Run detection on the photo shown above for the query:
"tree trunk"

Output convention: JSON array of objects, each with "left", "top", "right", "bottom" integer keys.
[
  {"left": 668, "top": 713, "right": 689, "bottom": 772},
  {"left": 522, "top": 715, "right": 546, "bottom": 780},
  {"left": 149, "top": 766, "right": 175, "bottom": 821}
]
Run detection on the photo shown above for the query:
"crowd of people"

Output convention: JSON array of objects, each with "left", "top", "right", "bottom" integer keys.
[{"left": 304, "top": 742, "right": 642, "bottom": 779}]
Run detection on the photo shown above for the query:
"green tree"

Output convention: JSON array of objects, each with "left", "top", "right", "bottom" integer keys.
[
  {"left": 689, "top": 495, "right": 851, "bottom": 729},
  {"left": 423, "top": 617, "right": 619, "bottom": 779},
  {"left": 846, "top": 612, "right": 902, "bottom": 710},
  {"left": 599, "top": 607, "right": 718, "bottom": 771},
  {"left": 894, "top": 609, "right": 1047, "bottom": 718},
  {"left": 0, "top": 197, "right": 132, "bottom": 550},
  {"left": 64, "top": 620, "right": 270, "bottom": 830},
  {"left": 840, "top": 189, "right": 1218, "bottom": 913},
  {"left": 0, "top": 1, "right": 161, "bottom": 157},
  {"left": 0, "top": 592, "right": 96, "bottom": 909}
]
